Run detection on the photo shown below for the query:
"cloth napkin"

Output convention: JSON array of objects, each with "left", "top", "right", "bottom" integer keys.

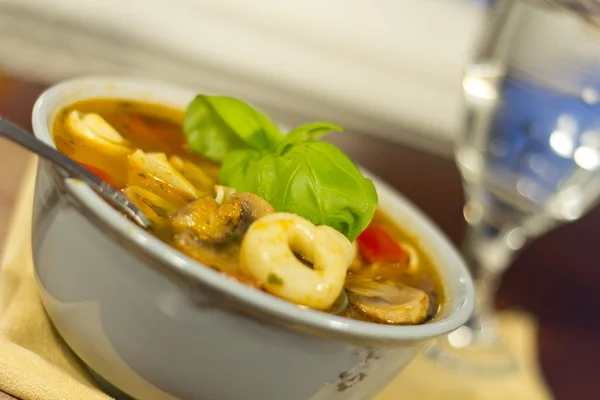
[
  {"left": 0, "top": 158, "right": 553, "bottom": 400},
  {"left": 0, "top": 159, "right": 111, "bottom": 400},
  {"left": 375, "top": 313, "right": 554, "bottom": 400}
]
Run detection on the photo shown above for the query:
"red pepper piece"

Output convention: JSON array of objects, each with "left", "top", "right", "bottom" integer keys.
[{"left": 356, "top": 224, "right": 408, "bottom": 264}]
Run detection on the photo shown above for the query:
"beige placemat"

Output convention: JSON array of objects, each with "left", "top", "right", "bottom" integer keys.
[
  {"left": 0, "top": 158, "right": 554, "bottom": 400},
  {"left": 0, "top": 159, "right": 111, "bottom": 400},
  {"left": 375, "top": 312, "right": 554, "bottom": 400}
]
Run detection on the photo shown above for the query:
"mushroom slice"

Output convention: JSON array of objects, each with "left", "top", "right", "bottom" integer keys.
[
  {"left": 170, "top": 195, "right": 242, "bottom": 242},
  {"left": 345, "top": 279, "right": 430, "bottom": 325},
  {"left": 168, "top": 192, "right": 275, "bottom": 280},
  {"left": 128, "top": 150, "right": 200, "bottom": 205},
  {"left": 169, "top": 192, "right": 274, "bottom": 243},
  {"left": 232, "top": 192, "right": 274, "bottom": 236},
  {"left": 171, "top": 230, "right": 240, "bottom": 273}
]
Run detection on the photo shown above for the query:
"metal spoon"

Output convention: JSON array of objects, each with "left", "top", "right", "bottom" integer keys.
[{"left": 0, "top": 116, "right": 152, "bottom": 229}]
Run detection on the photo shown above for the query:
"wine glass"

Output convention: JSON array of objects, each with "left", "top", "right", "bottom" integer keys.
[{"left": 425, "top": 0, "right": 600, "bottom": 374}]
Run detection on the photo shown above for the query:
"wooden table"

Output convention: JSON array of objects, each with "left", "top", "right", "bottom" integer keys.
[{"left": 0, "top": 72, "right": 599, "bottom": 400}]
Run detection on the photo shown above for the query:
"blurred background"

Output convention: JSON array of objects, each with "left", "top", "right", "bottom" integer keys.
[{"left": 0, "top": 0, "right": 490, "bottom": 156}]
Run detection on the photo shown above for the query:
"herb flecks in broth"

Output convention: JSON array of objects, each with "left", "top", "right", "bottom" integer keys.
[{"left": 52, "top": 97, "right": 443, "bottom": 325}]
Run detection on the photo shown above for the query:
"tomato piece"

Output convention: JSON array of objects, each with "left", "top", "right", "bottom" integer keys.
[
  {"left": 80, "top": 163, "right": 116, "bottom": 187},
  {"left": 356, "top": 224, "right": 408, "bottom": 264}
]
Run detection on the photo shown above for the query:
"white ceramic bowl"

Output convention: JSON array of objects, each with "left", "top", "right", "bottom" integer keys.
[{"left": 31, "top": 77, "right": 474, "bottom": 400}]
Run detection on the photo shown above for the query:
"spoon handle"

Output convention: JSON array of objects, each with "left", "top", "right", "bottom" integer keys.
[{"left": 0, "top": 116, "right": 152, "bottom": 229}]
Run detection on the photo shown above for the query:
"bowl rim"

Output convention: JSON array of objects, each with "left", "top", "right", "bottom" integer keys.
[{"left": 31, "top": 76, "right": 474, "bottom": 342}]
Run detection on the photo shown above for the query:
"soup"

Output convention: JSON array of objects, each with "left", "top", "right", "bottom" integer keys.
[{"left": 52, "top": 98, "right": 443, "bottom": 325}]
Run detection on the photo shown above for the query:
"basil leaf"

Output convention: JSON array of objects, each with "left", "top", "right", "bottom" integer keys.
[
  {"left": 220, "top": 149, "right": 262, "bottom": 192},
  {"left": 183, "top": 96, "right": 248, "bottom": 162},
  {"left": 184, "top": 92, "right": 378, "bottom": 240},
  {"left": 277, "top": 122, "right": 343, "bottom": 154},
  {"left": 221, "top": 142, "right": 377, "bottom": 241},
  {"left": 270, "top": 142, "right": 377, "bottom": 241},
  {"left": 285, "top": 122, "right": 342, "bottom": 144},
  {"left": 208, "top": 96, "right": 284, "bottom": 148},
  {"left": 183, "top": 95, "right": 284, "bottom": 161}
]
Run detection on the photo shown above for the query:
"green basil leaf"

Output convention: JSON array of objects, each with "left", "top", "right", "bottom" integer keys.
[
  {"left": 285, "top": 122, "right": 342, "bottom": 144},
  {"left": 270, "top": 142, "right": 377, "bottom": 241},
  {"left": 183, "top": 96, "right": 249, "bottom": 162},
  {"left": 208, "top": 96, "right": 283, "bottom": 148},
  {"left": 183, "top": 95, "right": 284, "bottom": 161},
  {"left": 220, "top": 149, "right": 262, "bottom": 192},
  {"left": 185, "top": 93, "right": 377, "bottom": 240},
  {"left": 221, "top": 142, "right": 378, "bottom": 241}
]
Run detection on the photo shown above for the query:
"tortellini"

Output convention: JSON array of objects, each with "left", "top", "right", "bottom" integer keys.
[{"left": 240, "top": 213, "right": 354, "bottom": 310}]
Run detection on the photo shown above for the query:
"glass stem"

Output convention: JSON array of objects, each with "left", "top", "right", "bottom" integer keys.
[{"left": 459, "top": 218, "right": 524, "bottom": 347}]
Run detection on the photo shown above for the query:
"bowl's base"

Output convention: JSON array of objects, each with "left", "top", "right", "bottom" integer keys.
[
  {"left": 84, "top": 364, "right": 135, "bottom": 400},
  {"left": 50, "top": 320, "right": 142, "bottom": 400},
  {"left": 47, "top": 319, "right": 136, "bottom": 399}
]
